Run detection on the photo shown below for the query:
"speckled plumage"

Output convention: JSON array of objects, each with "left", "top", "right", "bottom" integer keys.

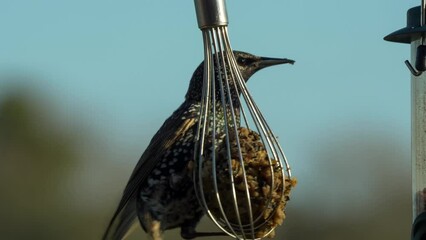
[
  {"left": 102, "top": 51, "right": 294, "bottom": 240},
  {"left": 137, "top": 101, "right": 203, "bottom": 237}
]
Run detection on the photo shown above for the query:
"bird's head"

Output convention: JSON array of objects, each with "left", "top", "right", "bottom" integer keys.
[{"left": 185, "top": 51, "right": 294, "bottom": 102}]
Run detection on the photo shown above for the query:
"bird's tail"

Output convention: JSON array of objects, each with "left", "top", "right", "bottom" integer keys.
[{"left": 102, "top": 198, "right": 138, "bottom": 240}]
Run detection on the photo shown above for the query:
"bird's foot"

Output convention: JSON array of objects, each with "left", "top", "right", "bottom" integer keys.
[{"left": 149, "top": 220, "right": 163, "bottom": 240}]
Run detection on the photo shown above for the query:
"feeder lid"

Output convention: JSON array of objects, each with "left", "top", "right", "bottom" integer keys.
[{"left": 384, "top": 6, "right": 426, "bottom": 44}]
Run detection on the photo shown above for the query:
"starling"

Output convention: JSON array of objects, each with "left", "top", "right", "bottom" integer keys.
[{"left": 102, "top": 51, "right": 294, "bottom": 240}]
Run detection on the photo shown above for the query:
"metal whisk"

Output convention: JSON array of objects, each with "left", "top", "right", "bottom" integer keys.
[{"left": 192, "top": 0, "right": 295, "bottom": 239}]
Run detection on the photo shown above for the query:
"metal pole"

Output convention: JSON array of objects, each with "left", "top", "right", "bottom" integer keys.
[
  {"left": 411, "top": 38, "right": 426, "bottom": 220},
  {"left": 385, "top": 5, "right": 426, "bottom": 239}
]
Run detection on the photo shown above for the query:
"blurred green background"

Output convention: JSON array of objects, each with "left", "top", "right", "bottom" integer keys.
[{"left": 0, "top": 0, "right": 414, "bottom": 239}]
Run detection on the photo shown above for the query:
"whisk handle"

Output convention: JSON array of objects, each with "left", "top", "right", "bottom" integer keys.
[{"left": 194, "top": 0, "right": 228, "bottom": 29}]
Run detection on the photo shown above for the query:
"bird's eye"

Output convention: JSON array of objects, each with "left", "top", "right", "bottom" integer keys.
[{"left": 237, "top": 58, "right": 247, "bottom": 65}]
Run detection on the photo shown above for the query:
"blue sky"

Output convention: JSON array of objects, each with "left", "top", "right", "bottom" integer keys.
[
  {"left": 0, "top": 1, "right": 412, "bottom": 153},
  {"left": 0, "top": 0, "right": 418, "bottom": 237},
  {"left": 0, "top": 0, "right": 413, "bottom": 143}
]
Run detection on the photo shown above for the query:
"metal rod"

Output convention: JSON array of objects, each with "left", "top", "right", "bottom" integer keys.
[
  {"left": 211, "top": 28, "right": 245, "bottom": 237},
  {"left": 194, "top": 30, "right": 213, "bottom": 220}
]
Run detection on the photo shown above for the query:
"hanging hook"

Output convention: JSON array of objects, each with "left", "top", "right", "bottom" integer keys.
[
  {"left": 406, "top": 60, "right": 423, "bottom": 76},
  {"left": 406, "top": 44, "right": 426, "bottom": 76},
  {"left": 405, "top": 0, "right": 426, "bottom": 77}
]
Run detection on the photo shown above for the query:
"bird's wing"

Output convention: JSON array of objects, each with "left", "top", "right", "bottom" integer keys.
[{"left": 103, "top": 102, "right": 198, "bottom": 240}]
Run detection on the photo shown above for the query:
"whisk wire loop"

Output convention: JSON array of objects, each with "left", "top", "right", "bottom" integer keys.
[
  {"left": 222, "top": 29, "right": 281, "bottom": 230},
  {"left": 193, "top": 2, "right": 292, "bottom": 239},
  {"left": 213, "top": 27, "right": 256, "bottom": 239},
  {"left": 194, "top": 24, "right": 293, "bottom": 239},
  {"left": 194, "top": 28, "right": 242, "bottom": 238}
]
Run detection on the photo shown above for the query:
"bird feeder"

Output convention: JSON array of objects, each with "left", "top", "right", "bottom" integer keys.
[{"left": 384, "top": 3, "right": 426, "bottom": 240}]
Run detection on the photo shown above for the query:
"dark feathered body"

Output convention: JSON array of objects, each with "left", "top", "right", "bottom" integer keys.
[
  {"left": 137, "top": 101, "right": 204, "bottom": 237},
  {"left": 102, "top": 51, "right": 294, "bottom": 240}
]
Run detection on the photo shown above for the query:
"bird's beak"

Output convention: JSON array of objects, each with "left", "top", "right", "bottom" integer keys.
[{"left": 258, "top": 57, "right": 295, "bottom": 70}]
